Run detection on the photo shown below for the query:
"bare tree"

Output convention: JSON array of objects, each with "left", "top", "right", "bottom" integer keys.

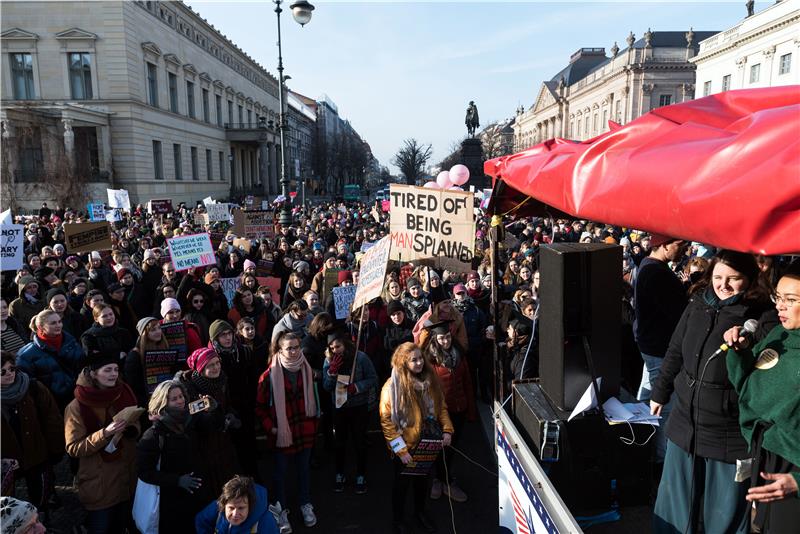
[
  {"left": 481, "top": 123, "right": 507, "bottom": 160},
  {"left": 392, "top": 138, "right": 432, "bottom": 185}
]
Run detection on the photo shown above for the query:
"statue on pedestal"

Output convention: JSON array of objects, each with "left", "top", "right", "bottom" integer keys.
[{"left": 465, "top": 101, "right": 480, "bottom": 137}]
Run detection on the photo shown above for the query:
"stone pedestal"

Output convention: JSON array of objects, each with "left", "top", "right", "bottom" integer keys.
[{"left": 460, "top": 137, "right": 489, "bottom": 190}]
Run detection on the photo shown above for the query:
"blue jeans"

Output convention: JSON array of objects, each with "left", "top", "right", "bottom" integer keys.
[
  {"left": 272, "top": 447, "right": 312, "bottom": 507},
  {"left": 637, "top": 352, "right": 673, "bottom": 462}
]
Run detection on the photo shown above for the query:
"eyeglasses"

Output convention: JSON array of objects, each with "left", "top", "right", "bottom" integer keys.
[
  {"left": 192, "top": 299, "right": 204, "bottom": 304},
  {"left": 1, "top": 365, "right": 17, "bottom": 376},
  {"left": 283, "top": 344, "right": 301, "bottom": 353},
  {"left": 773, "top": 294, "right": 799, "bottom": 308}
]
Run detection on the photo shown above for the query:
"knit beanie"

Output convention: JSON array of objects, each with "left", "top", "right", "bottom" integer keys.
[
  {"left": 116, "top": 268, "right": 131, "bottom": 281},
  {"left": 0, "top": 497, "right": 38, "bottom": 534},
  {"left": 45, "top": 287, "right": 67, "bottom": 304},
  {"left": 208, "top": 319, "right": 233, "bottom": 342},
  {"left": 387, "top": 300, "right": 405, "bottom": 316},
  {"left": 136, "top": 317, "right": 158, "bottom": 338},
  {"left": 406, "top": 277, "right": 421, "bottom": 289},
  {"left": 204, "top": 272, "right": 218, "bottom": 284},
  {"left": 143, "top": 249, "right": 156, "bottom": 261},
  {"left": 337, "top": 270, "right": 352, "bottom": 285},
  {"left": 87, "top": 351, "right": 119, "bottom": 371},
  {"left": 160, "top": 297, "right": 181, "bottom": 318},
  {"left": 187, "top": 347, "right": 218, "bottom": 372},
  {"left": 243, "top": 259, "right": 256, "bottom": 271}
]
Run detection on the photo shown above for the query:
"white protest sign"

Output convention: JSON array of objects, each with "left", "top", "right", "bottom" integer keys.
[
  {"left": 0, "top": 209, "right": 12, "bottom": 225},
  {"left": 261, "top": 200, "right": 270, "bottom": 210},
  {"left": 353, "top": 235, "right": 391, "bottom": 310},
  {"left": 87, "top": 203, "right": 105, "bottom": 222},
  {"left": 0, "top": 224, "right": 25, "bottom": 271},
  {"left": 388, "top": 184, "right": 475, "bottom": 270},
  {"left": 332, "top": 285, "right": 357, "bottom": 320},
  {"left": 166, "top": 233, "right": 216, "bottom": 271},
  {"left": 106, "top": 188, "right": 131, "bottom": 210},
  {"left": 105, "top": 208, "right": 123, "bottom": 223},
  {"left": 203, "top": 196, "right": 215, "bottom": 206},
  {"left": 206, "top": 203, "right": 230, "bottom": 222},
  {"left": 220, "top": 277, "right": 240, "bottom": 307}
]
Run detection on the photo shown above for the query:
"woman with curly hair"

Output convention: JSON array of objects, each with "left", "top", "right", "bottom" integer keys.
[{"left": 228, "top": 286, "right": 271, "bottom": 340}]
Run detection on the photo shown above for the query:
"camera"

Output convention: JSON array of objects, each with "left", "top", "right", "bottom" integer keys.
[{"left": 188, "top": 397, "right": 211, "bottom": 414}]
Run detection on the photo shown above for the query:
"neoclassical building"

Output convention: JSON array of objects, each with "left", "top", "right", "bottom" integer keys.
[
  {"left": 513, "top": 29, "right": 718, "bottom": 150},
  {"left": 691, "top": 0, "right": 799, "bottom": 97},
  {"left": 1, "top": 0, "right": 285, "bottom": 209}
]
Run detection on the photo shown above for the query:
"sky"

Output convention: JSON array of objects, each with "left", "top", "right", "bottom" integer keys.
[{"left": 185, "top": 1, "right": 762, "bottom": 173}]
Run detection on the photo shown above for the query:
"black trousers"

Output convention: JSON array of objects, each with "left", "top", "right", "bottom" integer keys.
[
  {"left": 392, "top": 456, "right": 429, "bottom": 523},
  {"left": 435, "top": 411, "right": 466, "bottom": 481},
  {"left": 334, "top": 404, "right": 369, "bottom": 476}
]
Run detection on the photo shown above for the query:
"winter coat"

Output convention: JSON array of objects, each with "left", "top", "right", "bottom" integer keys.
[
  {"left": 195, "top": 484, "right": 279, "bottom": 534},
  {"left": 255, "top": 366, "right": 319, "bottom": 454},
  {"left": 400, "top": 292, "right": 430, "bottom": 323},
  {"left": 1, "top": 377, "right": 64, "bottom": 470},
  {"left": 80, "top": 323, "right": 134, "bottom": 364},
  {"left": 16, "top": 332, "right": 83, "bottom": 405},
  {"left": 322, "top": 351, "right": 377, "bottom": 409},
  {"left": 432, "top": 355, "right": 476, "bottom": 419},
  {"left": 633, "top": 257, "right": 688, "bottom": 357},
  {"left": 59, "top": 308, "right": 86, "bottom": 339},
  {"left": 651, "top": 293, "right": 777, "bottom": 463},
  {"left": 228, "top": 304, "right": 271, "bottom": 341},
  {"left": 270, "top": 313, "right": 311, "bottom": 343},
  {"left": 9, "top": 276, "right": 45, "bottom": 337},
  {"left": 159, "top": 319, "right": 204, "bottom": 358},
  {"left": 454, "top": 298, "right": 488, "bottom": 354},
  {"left": 64, "top": 373, "right": 140, "bottom": 510}
]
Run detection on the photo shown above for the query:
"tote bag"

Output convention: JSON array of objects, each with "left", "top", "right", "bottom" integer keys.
[{"left": 133, "top": 437, "right": 163, "bottom": 534}]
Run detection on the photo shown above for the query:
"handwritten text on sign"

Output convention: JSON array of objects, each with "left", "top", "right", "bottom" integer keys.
[
  {"left": 0, "top": 224, "right": 24, "bottom": 271},
  {"left": 388, "top": 185, "right": 474, "bottom": 270},
  {"left": 64, "top": 222, "right": 113, "bottom": 253},
  {"left": 332, "top": 285, "right": 357, "bottom": 320},
  {"left": 353, "top": 235, "right": 391, "bottom": 310},
  {"left": 167, "top": 233, "right": 216, "bottom": 271}
]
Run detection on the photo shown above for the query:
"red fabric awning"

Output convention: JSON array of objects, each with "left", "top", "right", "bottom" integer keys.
[{"left": 485, "top": 86, "right": 800, "bottom": 255}]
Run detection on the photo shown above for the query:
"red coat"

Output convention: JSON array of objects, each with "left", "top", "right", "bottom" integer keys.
[
  {"left": 433, "top": 358, "right": 476, "bottom": 420},
  {"left": 227, "top": 307, "right": 271, "bottom": 340},
  {"left": 255, "top": 367, "right": 318, "bottom": 454}
]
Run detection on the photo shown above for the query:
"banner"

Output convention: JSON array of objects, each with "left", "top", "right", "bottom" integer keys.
[
  {"left": 64, "top": 222, "right": 112, "bottom": 253},
  {"left": 389, "top": 184, "right": 474, "bottom": 270},
  {"left": 148, "top": 199, "right": 173, "bottom": 215},
  {"left": 205, "top": 203, "right": 229, "bottom": 222},
  {"left": 166, "top": 233, "right": 216, "bottom": 271},
  {"left": 106, "top": 188, "right": 131, "bottom": 210},
  {"left": 87, "top": 203, "right": 105, "bottom": 221},
  {"left": 220, "top": 277, "right": 240, "bottom": 307},
  {"left": 161, "top": 321, "right": 188, "bottom": 365},
  {"left": 143, "top": 349, "right": 179, "bottom": 395},
  {"left": 402, "top": 438, "right": 443, "bottom": 476},
  {"left": 0, "top": 224, "right": 24, "bottom": 271},
  {"left": 332, "top": 285, "right": 357, "bottom": 320},
  {"left": 353, "top": 235, "right": 391, "bottom": 310},
  {"left": 233, "top": 209, "right": 274, "bottom": 239}
]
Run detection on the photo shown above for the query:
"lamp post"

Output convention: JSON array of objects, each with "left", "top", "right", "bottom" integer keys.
[{"left": 274, "top": 0, "right": 314, "bottom": 226}]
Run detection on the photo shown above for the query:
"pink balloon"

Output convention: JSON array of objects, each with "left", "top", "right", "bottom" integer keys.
[
  {"left": 449, "top": 164, "right": 470, "bottom": 186},
  {"left": 423, "top": 181, "right": 439, "bottom": 188},
  {"left": 436, "top": 171, "right": 452, "bottom": 189}
]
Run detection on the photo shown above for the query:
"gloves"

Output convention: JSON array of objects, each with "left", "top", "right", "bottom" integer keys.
[
  {"left": 328, "top": 355, "right": 344, "bottom": 375},
  {"left": 224, "top": 413, "right": 242, "bottom": 430},
  {"left": 177, "top": 473, "right": 202, "bottom": 494},
  {"left": 347, "top": 383, "right": 358, "bottom": 395}
]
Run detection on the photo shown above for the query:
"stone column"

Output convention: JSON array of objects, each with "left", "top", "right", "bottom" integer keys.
[
  {"left": 259, "top": 141, "right": 270, "bottom": 196},
  {"left": 2, "top": 120, "right": 17, "bottom": 186},
  {"left": 99, "top": 125, "right": 113, "bottom": 186},
  {"left": 62, "top": 118, "right": 75, "bottom": 168}
]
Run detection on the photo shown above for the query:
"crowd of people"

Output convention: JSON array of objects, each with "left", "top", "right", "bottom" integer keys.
[{"left": 1, "top": 198, "right": 797, "bottom": 534}]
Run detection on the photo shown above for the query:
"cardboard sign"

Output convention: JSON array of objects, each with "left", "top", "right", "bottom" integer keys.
[
  {"left": 161, "top": 321, "right": 188, "bottom": 365},
  {"left": 64, "top": 222, "right": 113, "bottom": 253},
  {"left": 205, "top": 203, "right": 229, "bottom": 222},
  {"left": 107, "top": 188, "right": 131, "bottom": 210},
  {"left": 256, "top": 259, "right": 274, "bottom": 276},
  {"left": 402, "top": 438, "right": 443, "bottom": 476},
  {"left": 87, "top": 203, "right": 106, "bottom": 221},
  {"left": 144, "top": 349, "right": 179, "bottom": 395},
  {"left": 256, "top": 276, "right": 282, "bottom": 306},
  {"left": 353, "top": 235, "right": 391, "bottom": 310},
  {"left": 0, "top": 224, "right": 24, "bottom": 271},
  {"left": 194, "top": 213, "right": 209, "bottom": 226},
  {"left": 233, "top": 209, "right": 274, "bottom": 239},
  {"left": 332, "top": 285, "right": 357, "bottom": 320},
  {"left": 233, "top": 238, "right": 251, "bottom": 254},
  {"left": 149, "top": 199, "right": 173, "bottom": 215},
  {"left": 389, "top": 184, "right": 474, "bottom": 270},
  {"left": 323, "top": 268, "right": 342, "bottom": 303},
  {"left": 166, "top": 233, "right": 216, "bottom": 271},
  {"left": 220, "top": 277, "right": 240, "bottom": 307}
]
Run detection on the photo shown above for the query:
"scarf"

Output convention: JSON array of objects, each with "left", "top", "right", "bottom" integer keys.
[
  {"left": 23, "top": 293, "right": 39, "bottom": 304},
  {"left": 1, "top": 371, "right": 31, "bottom": 422},
  {"left": 158, "top": 406, "right": 191, "bottom": 435},
  {"left": 212, "top": 341, "right": 239, "bottom": 363},
  {"left": 441, "top": 346, "right": 461, "bottom": 371},
  {"left": 36, "top": 330, "right": 63, "bottom": 352},
  {"left": 190, "top": 370, "right": 227, "bottom": 402},
  {"left": 270, "top": 352, "right": 316, "bottom": 448},
  {"left": 467, "top": 286, "right": 483, "bottom": 300},
  {"left": 74, "top": 378, "right": 137, "bottom": 461},
  {"left": 702, "top": 286, "right": 744, "bottom": 310},
  {"left": 389, "top": 369, "right": 433, "bottom": 431}
]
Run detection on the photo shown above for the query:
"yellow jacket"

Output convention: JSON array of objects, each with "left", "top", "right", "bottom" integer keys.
[{"left": 379, "top": 377, "right": 454, "bottom": 457}]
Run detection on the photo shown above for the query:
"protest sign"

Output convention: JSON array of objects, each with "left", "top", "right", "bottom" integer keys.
[
  {"left": 148, "top": 199, "right": 173, "bottom": 215},
  {"left": 143, "top": 349, "right": 179, "bottom": 395},
  {"left": 166, "top": 233, "right": 216, "bottom": 271},
  {"left": 220, "top": 277, "right": 240, "bottom": 307},
  {"left": 87, "top": 203, "right": 105, "bottom": 221},
  {"left": 256, "top": 276, "right": 282, "bottom": 306},
  {"left": 360, "top": 241, "right": 375, "bottom": 253},
  {"left": 261, "top": 200, "right": 270, "bottom": 210},
  {"left": 0, "top": 210, "right": 11, "bottom": 225},
  {"left": 209, "top": 232, "right": 226, "bottom": 250},
  {"left": 323, "top": 268, "right": 342, "bottom": 303},
  {"left": 233, "top": 209, "right": 275, "bottom": 239},
  {"left": 106, "top": 188, "right": 131, "bottom": 210},
  {"left": 161, "top": 321, "right": 188, "bottom": 364},
  {"left": 0, "top": 224, "right": 25, "bottom": 271},
  {"left": 194, "top": 212, "right": 209, "bottom": 226},
  {"left": 388, "top": 184, "right": 474, "bottom": 270},
  {"left": 64, "top": 222, "right": 112, "bottom": 253},
  {"left": 332, "top": 285, "right": 357, "bottom": 320},
  {"left": 381, "top": 200, "right": 390, "bottom": 212},
  {"left": 205, "top": 203, "right": 229, "bottom": 222},
  {"left": 402, "top": 438, "right": 443, "bottom": 476},
  {"left": 233, "top": 238, "right": 251, "bottom": 254},
  {"left": 256, "top": 259, "right": 274, "bottom": 277},
  {"left": 353, "top": 235, "right": 391, "bottom": 310},
  {"left": 203, "top": 196, "right": 215, "bottom": 205},
  {"left": 105, "top": 208, "right": 123, "bottom": 223}
]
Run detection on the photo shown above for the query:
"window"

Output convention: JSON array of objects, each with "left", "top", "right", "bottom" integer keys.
[
  {"left": 10, "top": 53, "right": 35, "bottom": 99},
  {"left": 202, "top": 88, "right": 209, "bottom": 122},
  {"left": 146, "top": 62, "right": 158, "bottom": 106},
  {"left": 703, "top": 80, "right": 711, "bottom": 96},
  {"left": 779, "top": 53, "right": 792, "bottom": 75},
  {"left": 215, "top": 95, "right": 222, "bottom": 126},
  {"left": 227, "top": 100, "right": 233, "bottom": 126},
  {"left": 722, "top": 74, "right": 731, "bottom": 91},
  {"left": 218, "top": 151, "right": 225, "bottom": 181},
  {"left": 659, "top": 94, "right": 672, "bottom": 107},
  {"left": 247, "top": 109, "right": 252, "bottom": 127},
  {"left": 602, "top": 110, "right": 607, "bottom": 131},
  {"left": 173, "top": 143, "right": 182, "bottom": 180},
  {"left": 168, "top": 72, "right": 178, "bottom": 112},
  {"left": 238, "top": 105, "right": 243, "bottom": 124},
  {"left": 206, "top": 149, "right": 212, "bottom": 181},
  {"left": 576, "top": 119, "right": 581, "bottom": 136},
  {"left": 191, "top": 146, "right": 198, "bottom": 180},
  {"left": 592, "top": 113, "right": 598, "bottom": 133},
  {"left": 152, "top": 140, "right": 163, "bottom": 180},
  {"left": 68, "top": 52, "right": 92, "bottom": 99},
  {"left": 186, "top": 81, "right": 195, "bottom": 118},
  {"left": 749, "top": 63, "right": 760, "bottom": 83}
]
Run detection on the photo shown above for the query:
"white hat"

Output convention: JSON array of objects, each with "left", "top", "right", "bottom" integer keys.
[
  {"left": 160, "top": 297, "right": 181, "bottom": 318},
  {"left": 90, "top": 251, "right": 101, "bottom": 260}
]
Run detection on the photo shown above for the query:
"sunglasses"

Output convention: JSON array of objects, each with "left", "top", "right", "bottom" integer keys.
[
  {"left": 192, "top": 299, "right": 204, "bottom": 304},
  {"left": 1, "top": 366, "right": 17, "bottom": 376}
]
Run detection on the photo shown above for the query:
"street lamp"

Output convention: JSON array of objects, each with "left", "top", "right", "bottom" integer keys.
[{"left": 274, "top": 0, "right": 314, "bottom": 226}]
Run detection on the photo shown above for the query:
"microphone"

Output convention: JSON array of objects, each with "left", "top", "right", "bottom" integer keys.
[{"left": 710, "top": 319, "right": 759, "bottom": 359}]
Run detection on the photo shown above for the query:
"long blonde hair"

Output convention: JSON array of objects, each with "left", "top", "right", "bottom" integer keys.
[
  {"left": 148, "top": 380, "right": 187, "bottom": 416},
  {"left": 390, "top": 342, "right": 443, "bottom": 423}
]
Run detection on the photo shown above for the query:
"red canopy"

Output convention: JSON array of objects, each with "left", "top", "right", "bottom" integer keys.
[{"left": 484, "top": 86, "right": 800, "bottom": 255}]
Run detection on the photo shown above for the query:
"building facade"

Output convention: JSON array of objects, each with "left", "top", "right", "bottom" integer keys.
[
  {"left": 691, "top": 0, "right": 799, "bottom": 97},
  {"left": 513, "top": 29, "right": 718, "bottom": 151},
  {"left": 287, "top": 90, "right": 316, "bottom": 201},
  {"left": 1, "top": 0, "right": 285, "bottom": 209}
]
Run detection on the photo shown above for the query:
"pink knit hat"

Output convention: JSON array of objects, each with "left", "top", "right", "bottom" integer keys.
[
  {"left": 187, "top": 348, "right": 218, "bottom": 372},
  {"left": 243, "top": 259, "right": 256, "bottom": 271}
]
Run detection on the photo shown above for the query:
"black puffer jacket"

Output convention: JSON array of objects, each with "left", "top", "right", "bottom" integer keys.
[
  {"left": 651, "top": 290, "right": 777, "bottom": 463},
  {"left": 80, "top": 323, "right": 134, "bottom": 365}
]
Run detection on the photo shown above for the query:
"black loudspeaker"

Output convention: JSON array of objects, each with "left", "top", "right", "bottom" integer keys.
[{"left": 538, "top": 243, "right": 622, "bottom": 411}]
